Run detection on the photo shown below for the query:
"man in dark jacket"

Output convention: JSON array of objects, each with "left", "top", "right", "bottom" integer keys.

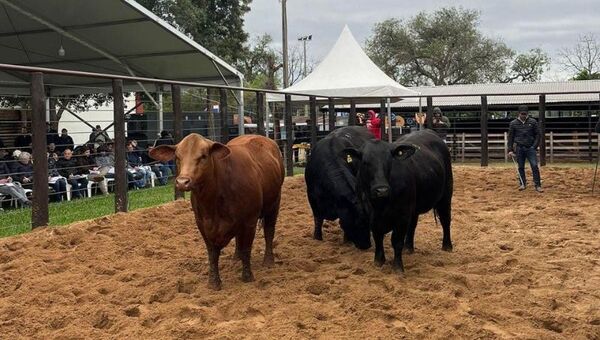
[
  {"left": 432, "top": 107, "right": 451, "bottom": 142},
  {"left": 55, "top": 128, "right": 75, "bottom": 153},
  {"left": 508, "top": 105, "right": 543, "bottom": 192},
  {"left": 57, "top": 148, "right": 88, "bottom": 199},
  {"left": 14, "top": 127, "right": 32, "bottom": 151}
]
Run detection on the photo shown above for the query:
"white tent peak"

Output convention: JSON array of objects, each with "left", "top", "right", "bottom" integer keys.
[{"left": 278, "top": 25, "right": 417, "bottom": 100}]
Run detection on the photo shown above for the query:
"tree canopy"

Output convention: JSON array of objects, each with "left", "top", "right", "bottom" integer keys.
[
  {"left": 365, "top": 7, "right": 549, "bottom": 86},
  {"left": 136, "top": 0, "right": 252, "bottom": 65},
  {"left": 559, "top": 33, "right": 600, "bottom": 80}
]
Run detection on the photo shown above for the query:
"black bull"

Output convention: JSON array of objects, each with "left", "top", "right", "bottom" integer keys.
[
  {"left": 345, "top": 129, "right": 453, "bottom": 272},
  {"left": 305, "top": 126, "right": 373, "bottom": 249}
]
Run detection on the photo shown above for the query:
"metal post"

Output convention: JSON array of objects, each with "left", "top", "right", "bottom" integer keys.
[
  {"left": 256, "top": 92, "right": 265, "bottom": 135},
  {"left": 480, "top": 95, "right": 489, "bottom": 167},
  {"left": 328, "top": 98, "right": 335, "bottom": 132},
  {"left": 238, "top": 82, "right": 244, "bottom": 136},
  {"left": 380, "top": 99, "right": 386, "bottom": 140},
  {"left": 171, "top": 84, "right": 184, "bottom": 200},
  {"left": 30, "top": 72, "right": 48, "bottom": 228},
  {"left": 158, "top": 86, "right": 164, "bottom": 133},
  {"left": 309, "top": 96, "right": 317, "bottom": 149},
  {"left": 539, "top": 94, "right": 546, "bottom": 166},
  {"left": 281, "top": 0, "right": 289, "bottom": 89},
  {"left": 112, "top": 79, "right": 128, "bottom": 212},
  {"left": 220, "top": 88, "right": 229, "bottom": 143},
  {"left": 348, "top": 99, "right": 357, "bottom": 126},
  {"left": 284, "top": 94, "right": 294, "bottom": 176},
  {"left": 426, "top": 96, "right": 434, "bottom": 129}
]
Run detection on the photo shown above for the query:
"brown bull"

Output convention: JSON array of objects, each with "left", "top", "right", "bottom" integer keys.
[{"left": 150, "top": 134, "right": 284, "bottom": 290}]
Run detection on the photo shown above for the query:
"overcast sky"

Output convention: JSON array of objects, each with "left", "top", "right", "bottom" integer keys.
[{"left": 244, "top": 0, "right": 600, "bottom": 81}]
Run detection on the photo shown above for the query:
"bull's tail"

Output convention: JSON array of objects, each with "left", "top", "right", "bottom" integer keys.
[{"left": 433, "top": 209, "right": 439, "bottom": 227}]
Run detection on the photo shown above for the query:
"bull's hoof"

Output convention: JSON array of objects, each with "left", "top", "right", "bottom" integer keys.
[
  {"left": 233, "top": 251, "right": 241, "bottom": 261},
  {"left": 208, "top": 279, "right": 222, "bottom": 291},
  {"left": 241, "top": 271, "right": 255, "bottom": 283},
  {"left": 442, "top": 244, "right": 453, "bottom": 252},
  {"left": 374, "top": 258, "right": 385, "bottom": 267},
  {"left": 313, "top": 233, "right": 323, "bottom": 241},
  {"left": 404, "top": 247, "right": 415, "bottom": 254},
  {"left": 263, "top": 255, "right": 275, "bottom": 268},
  {"left": 392, "top": 263, "right": 405, "bottom": 273}
]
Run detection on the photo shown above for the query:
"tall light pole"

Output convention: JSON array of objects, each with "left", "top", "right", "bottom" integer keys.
[
  {"left": 281, "top": 0, "right": 289, "bottom": 88},
  {"left": 298, "top": 34, "right": 312, "bottom": 77}
]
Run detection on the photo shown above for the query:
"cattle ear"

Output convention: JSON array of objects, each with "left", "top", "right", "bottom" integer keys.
[
  {"left": 342, "top": 148, "right": 362, "bottom": 164},
  {"left": 210, "top": 142, "right": 231, "bottom": 160},
  {"left": 149, "top": 145, "right": 176, "bottom": 161},
  {"left": 391, "top": 143, "right": 418, "bottom": 160}
]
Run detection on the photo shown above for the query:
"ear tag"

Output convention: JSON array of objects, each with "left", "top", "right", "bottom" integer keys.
[{"left": 346, "top": 154, "right": 353, "bottom": 163}]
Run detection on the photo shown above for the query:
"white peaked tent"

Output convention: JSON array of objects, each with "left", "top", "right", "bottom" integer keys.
[{"left": 269, "top": 25, "right": 417, "bottom": 102}]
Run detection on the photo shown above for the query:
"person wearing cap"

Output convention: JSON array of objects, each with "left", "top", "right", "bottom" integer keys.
[
  {"left": 508, "top": 105, "right": 543, "bottom": 192},
  {"left": 366, "top": 110, "right": 382, "bottom": 140},
  {"left": 432, "top": 107, "right": 451, "bottom": 142}
]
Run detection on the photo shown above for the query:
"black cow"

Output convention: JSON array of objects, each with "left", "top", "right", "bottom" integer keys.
[
  {"left": 305, "top": 126, "right": 374, "bottom": 249},
  {"left": 344, "top": 130, "right": 453, "bottom": 272}
]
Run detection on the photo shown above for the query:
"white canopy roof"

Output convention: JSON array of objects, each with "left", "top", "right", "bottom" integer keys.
[
  {"left": 0, "top": 0, "right": 243, "bottom": 95},
  {"left": 269, "top": 25, "right": 416, "bottom": 102}
]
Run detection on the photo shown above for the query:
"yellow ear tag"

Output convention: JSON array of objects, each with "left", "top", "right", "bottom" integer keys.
[{"left": 346, "top": 154, "right": 352, "bottom": 163}]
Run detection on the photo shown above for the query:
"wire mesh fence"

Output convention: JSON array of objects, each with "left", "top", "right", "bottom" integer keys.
[{"left": 0, "top": 65, "right": 599, "bottom": 237}]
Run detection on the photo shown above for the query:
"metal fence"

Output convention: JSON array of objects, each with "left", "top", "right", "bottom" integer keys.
[{"left": 0, "top": 63, "right": 599, "bottom": 234}]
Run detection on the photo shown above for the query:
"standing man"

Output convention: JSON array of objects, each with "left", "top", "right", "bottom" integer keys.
[
  {"left": 432, "top": 107, "right": 451, "bottom": 142},
  {"left": 507, "top": 105, "right": 543, "bottom": 193}
]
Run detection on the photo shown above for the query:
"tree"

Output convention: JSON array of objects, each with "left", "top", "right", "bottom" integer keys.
[
  {"left": 136, "top": 0, "right": 252, "bottom": 65},
  {"left": 365, "top": 7, "right": 549, "bottom": 86},
  {"left": 559, "top": 33, "right": 600, "bottom": 80}
]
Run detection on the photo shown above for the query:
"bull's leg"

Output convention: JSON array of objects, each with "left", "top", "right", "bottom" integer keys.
[
  {"left": 263, "top": 196, "right": 280, "bottom": 267},
  {"left": 436, "top": 199, "right": 453, "bottom": 252},
  {"left": 391, "top": 229, "right": 406, "bottom": 272},
  {"left": 238, "top": 224, "right": 257, "bottom": 283},
  {"left": 373, "top": 230, "right": 386, "bottom": 267},
  {"left": 313, "top": 216, "right": 324, "bottom": 241},
  {"left": 404, "top": 215, "right": 418, "bottom": 254},
  {"left": 206, "top": 244, "right": 222, "bottom": 290}
]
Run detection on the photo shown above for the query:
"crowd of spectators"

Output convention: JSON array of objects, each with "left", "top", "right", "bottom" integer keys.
[{"left": 0, "top": 124, "right": 175, "bottom": 211}]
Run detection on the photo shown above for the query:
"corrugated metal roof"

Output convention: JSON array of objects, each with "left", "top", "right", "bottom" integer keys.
[{"left": 394, "top": 80, "right": 600, "bottom": 107}]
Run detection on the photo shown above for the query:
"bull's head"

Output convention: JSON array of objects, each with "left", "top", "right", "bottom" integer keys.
[
  {"left": 149, "top": 133, "right": 230, "bottom": 191},
  {"left": 344, "top": 140, "right": 417, "bottom": 201}
]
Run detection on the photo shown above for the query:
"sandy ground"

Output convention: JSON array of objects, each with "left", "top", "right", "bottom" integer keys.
[{"left": 0, "top": 166, "right": 599, "bottom": 339}]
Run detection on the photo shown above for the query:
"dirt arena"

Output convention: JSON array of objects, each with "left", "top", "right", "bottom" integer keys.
[{"left": 0, "top": 166, "right": 599, "bottom": 339}]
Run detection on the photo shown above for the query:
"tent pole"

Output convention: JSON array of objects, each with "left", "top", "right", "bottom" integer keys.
[
  {"left": 158, "top": 86, "right": 164, "bottom": 134},
  {"left": 387, "top": 98, "right": 392, "bottom": 143}
]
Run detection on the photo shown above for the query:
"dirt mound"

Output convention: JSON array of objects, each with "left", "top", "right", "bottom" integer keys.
[{"left": 0, "top": 166, "right": 599, "bottom": 338}]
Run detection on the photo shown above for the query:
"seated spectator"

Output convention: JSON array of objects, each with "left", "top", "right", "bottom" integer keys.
[
  {"left": 12, "top": 151, "right": 33, "bottom": 189},
  {"left": 142, "top": 145, "right": 170, "bottom": 186},
  {"left": 48, "top": 142, "right": 59, "bottom": 159},
  {"left": 57, "top": 148, "right": 88, "bottom": 199},
  {"left": 96, "top": 144, "right": 137, "bottom": 190},
  {"left": 14, "top": 127, "right": 32, "bottom": 152},
  {"left": 126, "top": 141, "right": 151, "bottom": 189},
  {"left": 48, "top": 152, "right": 67, "bottom": 202},
  {"left": 74, "top": 146, "right": 108, "bottom": 195},
  {"left": 89, "top": 125, "right": 111, "bottom": 148},
  {"left": 55, "top": 128, "right": 74, "bottom": 153},
  {"left": 153, "top": 130, "right": 175, "bottom": 147},
  {"left": 46, "top": 122, "right": 58, "bottom": 145},
  {"left": 0, "top": 151, "right": 31, "bottom": 207}
]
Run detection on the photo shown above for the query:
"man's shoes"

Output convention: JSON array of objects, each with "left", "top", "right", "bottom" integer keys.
[
  {"left": 518, "top": 185, "right": 526, "bottom": 191},
  {"left": 535, "top": 186, "right": 544, "bottom": 193}
]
